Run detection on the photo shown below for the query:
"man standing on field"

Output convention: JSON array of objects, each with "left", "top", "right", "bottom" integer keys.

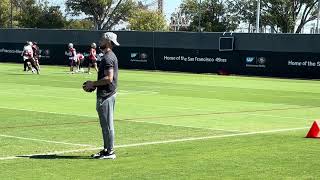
[{"left": 83, "top": 32, "right": 119, "bottom": 159}]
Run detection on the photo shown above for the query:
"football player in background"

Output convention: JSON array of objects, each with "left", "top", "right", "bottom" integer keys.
[
  {"left": 22, "top": 41, "right": 39, "bottom": 74},
  {"left": 32, "top": 42, "right": 41, "bottom": 71},
  {"left": 66, "top": 43, "right": 77, "bottom": 73},
  {"left": 88, "top": 43, "right": 98, "bottom": 74},
  {"left": 76, "top": 52, "right": 85, "bottom": 73}
]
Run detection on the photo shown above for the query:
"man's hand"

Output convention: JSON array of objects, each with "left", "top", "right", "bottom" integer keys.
[{"left": 83, "top": 81, "right": 96, "bottom": 92}]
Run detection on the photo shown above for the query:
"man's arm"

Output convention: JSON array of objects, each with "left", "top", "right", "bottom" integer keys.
[
  {"left": 84, "top": 68, "right": 113, "bottom": 91},
  {"left": 93, "top": 68, "right": 114, "bottom": 87}
]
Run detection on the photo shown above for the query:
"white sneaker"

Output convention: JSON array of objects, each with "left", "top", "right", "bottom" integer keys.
[
  {"left": 91, "top": 150, "right": 116, "bottom": 160},
  {"left": 99, "top": 153, "right": 116, "bottom": 160}
]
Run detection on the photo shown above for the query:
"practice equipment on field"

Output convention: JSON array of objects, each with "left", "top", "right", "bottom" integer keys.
[
  {"left": 306, "top": 121, "right": 320, "bottom": 138},
  {"left": 82, "top": 82, "right": 96, "bottom": 93}
]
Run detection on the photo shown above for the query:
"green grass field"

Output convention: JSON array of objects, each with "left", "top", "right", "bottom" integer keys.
[{"left": 1, "top": 63, "right": 320, "bottom": 179}]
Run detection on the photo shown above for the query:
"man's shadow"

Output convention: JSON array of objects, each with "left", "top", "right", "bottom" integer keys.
[{"left": 17, "top": 155, "right": 92, "bottom": 160}]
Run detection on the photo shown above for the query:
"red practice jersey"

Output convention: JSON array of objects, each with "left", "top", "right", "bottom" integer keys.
[{"left": 89, "top": 48, "right": 97, "bottom": 61}]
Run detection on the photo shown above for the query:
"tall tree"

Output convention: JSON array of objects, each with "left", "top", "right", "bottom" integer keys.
[
  {"left": 66, "top": 0, "right": 137, "bottom": 30},
  {"left": 0, "top": 0, "right": 10, "bottom": 27},
  {"left": 65, "top": 19, "right": 95, "bottom": 30},
  {"left": 38, "top": 6, "right": 66, "bottom": 28},
  {"left": 228, "top": 0, "right": 319, "bottom": 33},
  {"left": 17, "top": 0, "right": 43, "bottom": 28},
  {"left": 17, "top": 0, "right": 66, "bottom": 29},
  {"left": 129, "top": 9, "right": 167, "bottom": 31},
  {"left": 264, "top": 0, "right": 296, "bottom": 33},
  {"left": 180, "top": 0, "right": 239, "bottom": 32},
  {"left": 227, "top": 0, "right": 269, "bottom": 32}
]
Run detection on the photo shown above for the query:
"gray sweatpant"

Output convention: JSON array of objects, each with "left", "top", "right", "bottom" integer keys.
[{"left": 96, "top": 94, "right": 116, "bottom": 151}]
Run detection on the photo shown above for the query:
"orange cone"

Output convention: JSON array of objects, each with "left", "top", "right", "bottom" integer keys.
[{"left": 306, "top": 121, "right": 320, "bottom": 138}]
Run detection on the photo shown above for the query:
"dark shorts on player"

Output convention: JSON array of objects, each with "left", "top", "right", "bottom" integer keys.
[
  {"left": 69, "top": 60, "right": 76, "bottom": 66},
  {"left": 89, "top": 58, "right": 97, "bottom": 64},
  {"left": 34, "top": 57, "right": 39, "bottom": 64}
]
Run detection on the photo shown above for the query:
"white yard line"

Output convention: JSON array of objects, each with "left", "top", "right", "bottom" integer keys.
[
  {"left": 2, "top": 68, "right": 320, "bottom": 98},
  {"left": 0, "top": 91, "right": 158, "bottom": 101},
  {"left": 116, "top": 120, "right": 244, "bottom": 133},
  {"left": 249, "top": 113, "right": 308, "bottom": 120},
  {"left": 0, "top": 91, "right": 95, "bottom": 101},
  {"left": 0, "top": 91, "right": 307, "bottom": 113},
  {"left": 0, "top": 106, "right": 97, "bottom": 118},
  {"left": 0, "top": 107, "right": 242, "bottom": 133},
  {"left": 0, "top": 127, "right": 309, "bottom": 161},
  {"left": 0, "top": 106, "right": 316, "bottom": 120},
  {"left": 136, "top": 85, "right": 320, "bottom": 99},
  {"left": 0, "top": 106, "right": 316, "bottom": 133},
  {"left": 0, "top": 91, "right": 202, "bottom": 111},
  {"left": 0, "top": 134, "right": 95, "bottom": 147}
]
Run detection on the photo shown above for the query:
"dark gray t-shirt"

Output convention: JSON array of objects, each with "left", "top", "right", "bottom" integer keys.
[{"left": 97, "top": 51, "right": 118, "bottom": 99}]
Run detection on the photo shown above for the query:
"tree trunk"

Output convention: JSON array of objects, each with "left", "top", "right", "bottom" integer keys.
[{"left": 295, "top": 23, "right": 304, "bottom": 33}]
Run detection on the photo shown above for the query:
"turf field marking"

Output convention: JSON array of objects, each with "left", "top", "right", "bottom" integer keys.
[
  {"left": 0, "top": 106, "right": 317, "bottom": 132},
  {"left": 0, "top": 90, "right": 228, "bottom": 112},
  {"left": 0, "top": 120, "right": 243, "bottom": 133},
  {"left": 119, "top": 120, "right": 244, "bottom": 132},
  {"left": 249, "top": 113, "right": 310, "bottom": 120},
  {"left": 0, "top": 91, "right": 94, "bottom": 101},
  {"left": 1, "top": 105, "right": 316, "bottom": 120},
  {"left": 0, "top": 127, "right": 309, "bottom": 161},
  {"left": 0, "top": 107, "right": 243, "bottom": 132},
  {"left": 138, "top": 84, "right": 320, "bottom": 98},
  {"left": 3, "top": 79, "right": 320, "bottom": 101},
  {"left": 0, "top": 134, "right": 95, "bottom": 147},
  {"left": 0, "top": 89, "right": 158, "bottom": 98}
]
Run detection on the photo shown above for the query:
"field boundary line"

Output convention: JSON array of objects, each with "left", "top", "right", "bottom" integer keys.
[
  {"left": 0, "top": 106, "right": 317, "bottom": 120},
  {"left": 0, "top": 89, "right": 306, "bottom": 112},
  {"left": 2, "top": 70, "right": 320, "bottom": 97},
  {"left": 0, "top": 106, "right": 317, "bottom": 132},
  {"left": 0, "top": 127, "right": 309, "bottom": 161},
  {"left": 249, "top": 113, "right": 308, "bottom": 120},
  {"left": 0, "top": 118, "right": 243, "bottom": 133},
  {"left": 0, "top": 90, "right": 158, "bottom": 100},
  {"left": 0, "top": 134, "right": 95, "bottom": 147}
]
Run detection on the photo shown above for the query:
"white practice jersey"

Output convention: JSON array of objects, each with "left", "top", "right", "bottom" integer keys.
[{"left": 22, "top": 45, "right": 33, "bottom": 61}]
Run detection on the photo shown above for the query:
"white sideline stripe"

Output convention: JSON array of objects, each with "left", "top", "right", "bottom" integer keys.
[
  {"left": 0, "top": 90, "right": 222, "bottom": 112},
  {"left": 0, "top": 91, "right": 158, "bottom": 100},
  {"left": 120, "top": 120, "right": 243, "bottom": 132},
  {"left": 0, "top": 82, "right": 315, "bottom": 111},
  {"left": 8, "top": 72, "right": 315, "bottom": 98},
  {"left": 1, "top": 106, "right": 317, "bottom": 121},
  {"left": 0, "top": 106, "right": 315, "bottom": 133},
  {"left": 0, "top": 91, "right": 97, "bottom": 101},
  {"left": 0, "top": 106, "right": 97, "bottom": 118},
  {"left": 0, "top": 82, "right": 159, "bottom": 95},
  {"left": 0, "top": 134, "right": 95, "bottom": 147},
  {"left": 2, "top": 66, "right": 320, "bottom": 98},
  {"left": 250, "top": 113, "right": 308, "bottom": 120},
  {"left": 0, "top": 127, "right": 309, "bottom": 161},
  {"left": 138, "top": 85, "right": 320, "bottom": 100},
  {"left": 0, "top": 107, "right": 242, "bottom": 133}
]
